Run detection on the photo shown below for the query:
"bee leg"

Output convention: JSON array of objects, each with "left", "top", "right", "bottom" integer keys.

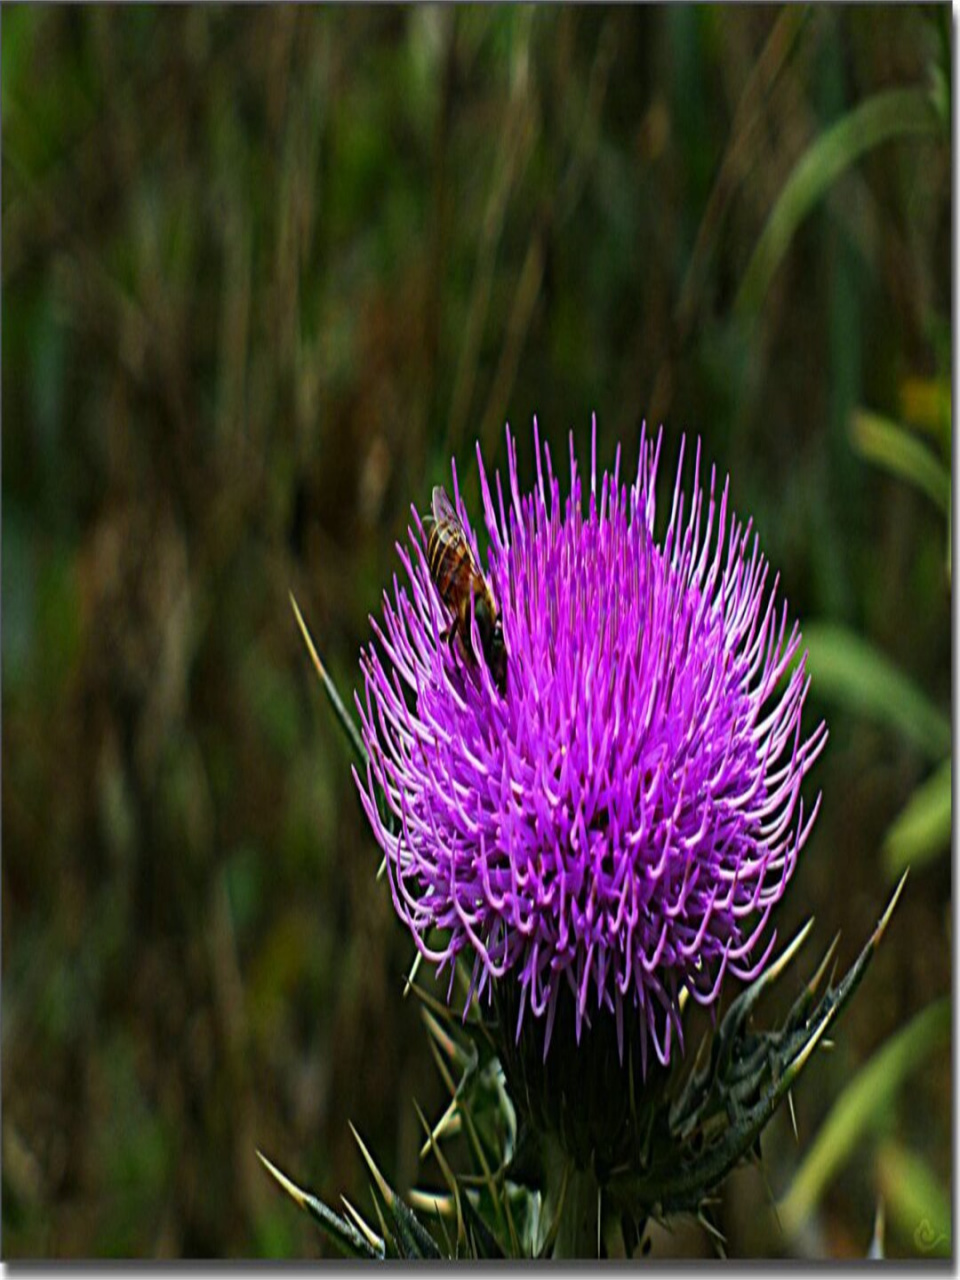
[{"left": 443, "top": 625, "right": 463, "bottom": 660}]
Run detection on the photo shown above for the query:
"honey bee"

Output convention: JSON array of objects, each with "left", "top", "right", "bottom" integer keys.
[{"left": 424, "top": 486, "right": 507, "bottom": 694}]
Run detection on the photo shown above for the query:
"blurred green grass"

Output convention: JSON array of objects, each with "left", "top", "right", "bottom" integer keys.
[{"left": 1, "top": 5, "right": 950, "bottom": 1259}]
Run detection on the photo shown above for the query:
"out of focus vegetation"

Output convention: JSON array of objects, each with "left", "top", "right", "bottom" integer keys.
[{"left": 2, "top": 5, "right": 950, "bottom": 1259}]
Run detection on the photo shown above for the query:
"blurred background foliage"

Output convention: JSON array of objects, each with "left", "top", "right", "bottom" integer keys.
[{"left": 1, "top": 4, "right": 951, "bottom": 1259}]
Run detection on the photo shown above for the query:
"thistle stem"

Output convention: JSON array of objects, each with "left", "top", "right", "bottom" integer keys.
[{"left": 543, "top": 1138, "right": 602, "bottom": 1260}]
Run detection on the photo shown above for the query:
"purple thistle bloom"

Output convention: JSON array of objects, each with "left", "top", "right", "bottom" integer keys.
[{"left": 355, "top": 419, "right": 826, "bottom": 1072}]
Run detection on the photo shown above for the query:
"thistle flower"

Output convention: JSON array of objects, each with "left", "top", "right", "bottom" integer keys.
[{"left": 355, "top": 420, "right": 826, "bottom": 1081}]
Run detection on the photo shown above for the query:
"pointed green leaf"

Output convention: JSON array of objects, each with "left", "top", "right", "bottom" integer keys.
[
  {"left": 364, "top": 1186, "right": 399, "bottom": 1258},
  {"left": 414, "top": 1099, "right": 464, "bottom": 1245},
  {"left": 611, "top": 877, "right": 907, "bottom": 1216},
  {"left": 778, "top": 997, "right": 950, "bottom": 1237},
  {"left": 883, "top": 756, "right": 952, "bottom": 879},
  {"left": 290, "top": 592, "right": 368, "bottom": 769},
  {"left": 460, "top": 1189, "right": 506, "bottom": 1259},
  {"left": 349, "top": 1123, "right": 442, "bottom": 1259},
  {"left": 850, "top": 409, "right": 950, "bottom": 514},
  {"left": 671, "top": 918, "right": 816, "bottom": 1137},
  {"left": 388, "top": 1188, "right": 443, "bottom": 1259},
  {"left": 256, "top": 1151, "right": 383, "bottom": 1259},
  {"left": 802, "top": 622, "right": 950, "bottom": 761},
  {"left": 737, "top": 87, "right": 941, "bottom": 316}
]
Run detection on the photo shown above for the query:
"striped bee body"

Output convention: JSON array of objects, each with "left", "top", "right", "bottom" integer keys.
[{"left": 424, "top": 487, "right": 507, "bottom": 694}]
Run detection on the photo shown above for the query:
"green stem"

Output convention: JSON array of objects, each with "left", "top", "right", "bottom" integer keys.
[{"left": 543, "top": 1138, "right": 601, "bottom": 1260}]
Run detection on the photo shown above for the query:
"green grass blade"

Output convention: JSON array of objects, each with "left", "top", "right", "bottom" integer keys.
[
  {"left": 802, "top": 623, "right": 951, "bottom": 761},
  {"left": 736, "top": 88, "right": 941, "bottom": 316},
  {"left": 778, "top": 997, "right": 951, "bottom": 1237},
  {"left": 883, "top": 756, "right": 952, "bottom": 880},
  {"left": 850, "top": 409, "right": 950, "bottom": 514}
]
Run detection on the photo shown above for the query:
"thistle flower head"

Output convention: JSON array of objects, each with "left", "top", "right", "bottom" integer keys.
[{"left": 355, "top": 420, "right": 826, "bottom": 1074}]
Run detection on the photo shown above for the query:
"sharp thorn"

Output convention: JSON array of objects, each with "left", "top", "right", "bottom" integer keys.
[
  {"left": 256, "top": 1150, "right": 308, "bottom": 1210},
  {"left": 340, "top": 1195, "right": 383, "bottom": 1250},
  {"left": 875, "top": 870, "right": 909, "bottom": 943},
  {"left": 807, "top": 932, "right": 841, "bottom": 995}
]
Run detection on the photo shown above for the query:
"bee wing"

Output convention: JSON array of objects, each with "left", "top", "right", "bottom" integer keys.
[
  {"left": 432, "top": 485, "right": 484, "bottom": 580},
  {"left": 431, "top": 485, "right": 458, "bottom": 525},
  {"left": 433, "top": 488, "right": 477, "bottom": 561}
]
